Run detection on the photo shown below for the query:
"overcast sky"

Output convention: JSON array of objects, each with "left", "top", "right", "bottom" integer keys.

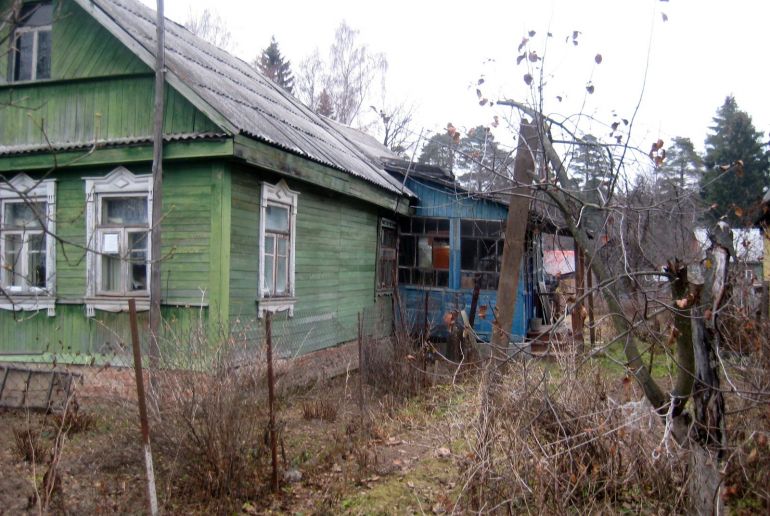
[{"left": 142, "top": 0, "right": 769, "bottom": 157}]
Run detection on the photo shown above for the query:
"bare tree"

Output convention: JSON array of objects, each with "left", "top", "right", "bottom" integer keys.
[
  {"left": 370, "top": 101, "right": 416, "bottom": 154},
  {"left": 296, "top": 21, "right": 387, "bottom": 125},
  {"left": 183, "top": 8, "right": 232, "bottom": 51}
]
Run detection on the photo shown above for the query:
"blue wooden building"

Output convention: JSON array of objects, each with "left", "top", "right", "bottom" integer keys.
[{"left": 381, "top": 159, "right": 542, "bottom": 342}]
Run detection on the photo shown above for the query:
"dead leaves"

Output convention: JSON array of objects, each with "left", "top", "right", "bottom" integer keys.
[{"left": 648, "top": 139, "right": 666, "bottom": 167}]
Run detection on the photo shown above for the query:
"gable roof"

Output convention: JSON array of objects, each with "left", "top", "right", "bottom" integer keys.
[{"left": 74, "top": 0, "right": 409, "bottom": 196}]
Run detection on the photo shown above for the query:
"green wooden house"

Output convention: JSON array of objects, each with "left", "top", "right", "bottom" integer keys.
[{"left": 0, "top": 0, "right": 413, "bottom": 363}]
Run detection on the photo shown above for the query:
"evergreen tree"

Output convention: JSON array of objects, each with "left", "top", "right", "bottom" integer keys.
[
  {"left": 255, "top": 36, "right": 295, "bottom": 94},
  {"left": 657, "top": 136, "right": 703, "bottom": 192},
  {"left": 454, "top": 126, "right": 511, "bottom": 193},
  {"left": 569, "top": 134, "right": 611, "bottom": 199},
  {"left": 701, "top": 96, "right": 769, "bottom": 225},
  {"left": 418, "top": 132, "right": 458, "bottom": 173}
]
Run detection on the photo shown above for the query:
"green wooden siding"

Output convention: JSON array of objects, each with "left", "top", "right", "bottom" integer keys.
[
  {"left": 0, "top": 79, "right": 219, "bottom": 148},
  {"left": 228, "top": 166, "right": 260, "bottom": 322},
  {"left": 0, "top": 304, "right": 208, "bottom": 362},
  {"left": 52, "top": 0, "right": 148, "bottom": 80},
  {"left": 227, "top": 169, "right": 386, "bottom": 356}
]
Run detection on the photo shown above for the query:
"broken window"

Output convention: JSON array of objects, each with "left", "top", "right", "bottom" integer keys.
[
  {"left": 398, "top": 217, "right": 450, "bottom": 287},
  {"left": 460, "top": 220, "right": 504, "bottom": 290}
]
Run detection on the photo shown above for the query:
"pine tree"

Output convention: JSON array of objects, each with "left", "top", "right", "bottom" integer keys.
[
  {"left": 569, "top": 134, "right": 611, "bottom": 199},
  {"left": 454, "top": 126, "right": 511, "bottom": 193},
  {"left": 701, "top": 96, "right": 769, "bottom": 225},
  {"left": 657, "top": 137, "right": 703, "bottom": 191},
  {"left": 419, "top": 132, "right": 458, "bottom": 173},
  {"left": 255, "top": 36, "right": 295, "bottom": 94}
]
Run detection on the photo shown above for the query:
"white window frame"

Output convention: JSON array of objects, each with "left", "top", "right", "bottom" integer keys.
[
  {"left": 258, "top": 179, "right": 298, "bottom": 318},
  {"left": 84, "top": 167, "right": 152, "bottom": 315},
  {"left": 0, "top": 174, "right": 56, "bottom": 315},
  {"left": 10, "top": 3, "right": 52, "bottom": 82}
]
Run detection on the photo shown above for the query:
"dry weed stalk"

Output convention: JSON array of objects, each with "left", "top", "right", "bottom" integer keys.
[
  {"left": 147, "top": 321, "right": 272, "bottom": 505},
  {"left": 460, "top": 353, "right": 688, "bottom": 513}
]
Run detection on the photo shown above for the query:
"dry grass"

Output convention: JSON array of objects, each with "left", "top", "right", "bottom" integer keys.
[
  {"left": 301, "top": 399, "right": 338, "bottom": 422},
  {"left": 12, "top": 426, "right": 50, "bottom": 463},
  {"left": 459, "top": 353, "right": 689, "bottom": 513}
]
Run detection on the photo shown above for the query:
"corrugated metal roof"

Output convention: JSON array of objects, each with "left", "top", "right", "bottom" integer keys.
[
  {"left": 79, "top": 0, "right": 410, "bottom": 196},
  {"left": 0, "top": 132, "right": 227, "bottom": 156}
]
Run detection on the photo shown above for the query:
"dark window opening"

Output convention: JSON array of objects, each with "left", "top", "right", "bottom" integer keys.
[
  {"left": 398, "top": 217, "right": 450, "bottom": 288},
  {"left": 460, "top": 220, "right": 504, "bottom": 290},
  {"left": 10, "top": 3, "right": 52, "bottom": 82}
]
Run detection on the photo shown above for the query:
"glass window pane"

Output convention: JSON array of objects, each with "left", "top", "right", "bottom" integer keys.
[
  {"left": 101, "top": 255, "right": 120, "bottom": 291},
  {"left": 264, "top": 235, "right": 275, "bottom": 256},
  {"left": 4, "top": 202, "right": 45, "bottom": 229},
  {"left": 28, "top": 233, "right": 46, "bottom": 288},
  {"left": 4, "top": 234, "right": 23, "bottom": 287},
  {"left": 128, "top": 232, "right": 147, "bottom": 291},
  {"left": 276, "top": 236, "right": 287, "bottom": 257},
  {"left": 275, "top": 256, "right": 287, "bottom": 295},
  {"left": 263, "top": 257, "right": 274, "bottom": 296},
  {"left": 14, "top": 32, "right": 33, "bottom": 81},
  {"left": 36, "top": 30, "right": 51, "bottom": 80},
  {"left": 265, "top": 205, "right": 289, "bottom": 232},
  {"left": 102, "top": 197, "right": 148, "bottom": 225}
]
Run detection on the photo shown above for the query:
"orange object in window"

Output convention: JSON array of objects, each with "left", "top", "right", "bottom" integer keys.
[{"left": 432, "top": 240, "right": 450, "bottom": 269}]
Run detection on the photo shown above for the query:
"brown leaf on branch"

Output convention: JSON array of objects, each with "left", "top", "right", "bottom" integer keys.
[
  {"left": 477, "top": 78, "right": 485, "bottom": 85},
  {"left": 528, "top": 30, "right": 536, "bottom": 37},
  {"left": 479, "top": 98, "right": 488, "bottom": 106},
  {"left": 662, "top": 12, "right": 668, "bottom": 21},
  {"left": 476, "top": 88, "right": 482, "bottom": 98},
  {"left": 523, "top": 73, "right": 534, "bottom": 86},
  {"left": 518, "top": 37, "right": 529, "bottom": 52},
  {"left": 595, "top": 54, "right": 603, "bottom": 64},
  {"left": 585, "top": 82, "right": 595, "bottom": 94},
  {"left": 528, "top": 51, "right": 539, "bottom": 62},
  {"left": 446, "top": 123, "right": 456, "bottom": 137}
]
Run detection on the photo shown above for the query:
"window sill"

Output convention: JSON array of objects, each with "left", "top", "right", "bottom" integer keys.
[
  {"left": 0, "top": 297, "right": 56, "bottom": 316},
  {"left": 257, "top": 297, "right": 296, "bottom": 318},
  {"left": 85, "top": 297, "right": 149, "bottom": 316}
]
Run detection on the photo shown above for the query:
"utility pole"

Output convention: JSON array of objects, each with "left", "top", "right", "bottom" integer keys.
[
  {"left": 490, "top": 121, "right": 538, "bottom": 357},
  {"left": 149, "top": 0, "right": 165, "bottom": 360}
]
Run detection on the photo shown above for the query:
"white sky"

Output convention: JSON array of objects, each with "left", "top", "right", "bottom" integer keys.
[{"left": 143, "top": 0, "right": 769, "bottom": 157}]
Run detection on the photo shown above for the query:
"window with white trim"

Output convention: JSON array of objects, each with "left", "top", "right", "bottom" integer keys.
[
  {"left": 258, "top": 180, "right": 298, "bottom": 317},
  {"left": 84, "top": 167, "right": 152, "bottom": 314},
  {"left": 0, "top": 174, "right": 56, "bottom": 314},
  {"left": 9, "top": 2, "right": 52, "bottom": 82}
]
